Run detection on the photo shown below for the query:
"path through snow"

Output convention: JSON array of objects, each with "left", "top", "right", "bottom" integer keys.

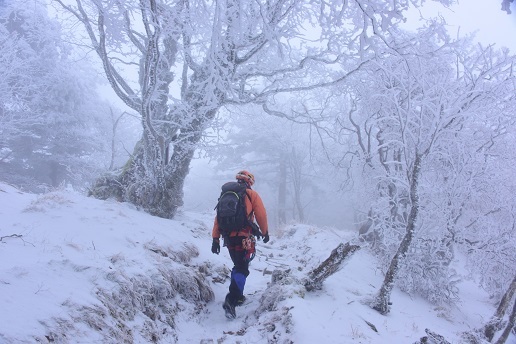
[{"left": 177, "top": 219, "right": 360, "bottom": 343}]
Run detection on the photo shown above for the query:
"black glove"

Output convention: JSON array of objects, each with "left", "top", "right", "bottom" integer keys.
[
  {"left": 263, "top": 233, "right": 270, "bottom": 244},
  {"left": 211, "top": 238, "right": 220, "bottom": 254}
]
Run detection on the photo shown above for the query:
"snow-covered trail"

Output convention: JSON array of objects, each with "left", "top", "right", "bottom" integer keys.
[
  {"left": 176, "top": 233, "right": 297, "bottom": 343},
  {"left": 176, "top": 217, "right": 500, "bottom": 344},
  {"left": 175, "top": 219, "right": 357, "bottom": 343}
]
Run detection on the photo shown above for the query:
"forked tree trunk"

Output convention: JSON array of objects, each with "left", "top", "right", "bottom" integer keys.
[
  {"left": 89, "top": 50, "right": 223, "bottom": 219},
  {"left": 371, "top": 153, "right": 422, "bottom": 315},
  {"left": 89, "top": 101, "right": 219, "bottom": 219}
]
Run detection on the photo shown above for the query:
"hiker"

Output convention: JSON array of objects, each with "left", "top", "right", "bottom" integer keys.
[{"left": 211, "top": 170, "right": 269, "bottom": 319}]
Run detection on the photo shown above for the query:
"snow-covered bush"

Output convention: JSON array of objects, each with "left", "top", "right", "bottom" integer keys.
[
  {"left": 33, "top": 243, "right": 214, "bottom": 343},
  {"left": 397, "top": 236, "right": 460, "bottom": 305}
]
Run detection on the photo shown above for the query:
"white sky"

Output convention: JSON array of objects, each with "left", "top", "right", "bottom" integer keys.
[{"left": 406, "top": 1, "right": 516, "bottom": 51}]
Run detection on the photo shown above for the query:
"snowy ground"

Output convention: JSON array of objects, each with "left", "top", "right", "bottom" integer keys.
[{"left": 0, "top": 183, "right": 508, "bottom": 343}]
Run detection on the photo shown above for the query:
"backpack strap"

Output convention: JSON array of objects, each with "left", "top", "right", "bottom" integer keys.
[
  {"left": 243, "top": 189, "right": 251, "bottom": 223},
  {"left": 242, "top": 189, "right": 263, "bottom": 238}
]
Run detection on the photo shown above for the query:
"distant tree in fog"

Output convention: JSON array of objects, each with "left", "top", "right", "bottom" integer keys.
[
  {"left": 209, "top": 105, "right": 336, "bottom": 226},
  {"left": 0, "top": 2, "right": 116, "bottom": 191}
]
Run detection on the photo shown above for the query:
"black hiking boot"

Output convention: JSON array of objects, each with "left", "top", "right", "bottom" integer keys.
[
  {"left": 223, "top": 295, "right": 236, "bottom": 319},
  {"left": 236, "top": 295, "right": 246, "bottom": 307}
]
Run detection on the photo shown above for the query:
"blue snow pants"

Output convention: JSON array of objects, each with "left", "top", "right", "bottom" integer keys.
[{"left": 226, "top": 236, "right": 250, "bottom": 306}]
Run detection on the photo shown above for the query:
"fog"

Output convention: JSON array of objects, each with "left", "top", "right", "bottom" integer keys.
[
  {"left": 1, "top": 0, "right": 515, "bottom": 327},
  {"left": 184, "top": 0, "right": 516, "bottom": 231},
  {"left": 182, "top": 158, "right": 356, "bottom": 229}
]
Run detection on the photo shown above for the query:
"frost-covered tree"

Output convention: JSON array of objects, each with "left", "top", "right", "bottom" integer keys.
[
  {"left": 0, "top": 2, "right": 114, "bottom": 191},
  {"left": 56, "top": 0, "right": 454, "bottom": 218},
  {"left": 328, "top": 28, "right": 516, "bottom": 313}
]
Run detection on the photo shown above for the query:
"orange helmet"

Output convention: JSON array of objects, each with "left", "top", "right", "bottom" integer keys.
[{"left": 236, "top": 170, "right": 255, "bottom": 186}]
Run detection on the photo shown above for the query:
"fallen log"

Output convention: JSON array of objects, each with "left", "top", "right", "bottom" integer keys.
[
  {"left": 414, "top": 329, "right": 452, "bottom": 344},
  {"left": 304, "top": 242, "right": 360, "bottom": 292}
]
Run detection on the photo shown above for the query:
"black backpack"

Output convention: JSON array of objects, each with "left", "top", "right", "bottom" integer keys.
[{"left": 215, "top": 181, "right": 250, "bottom": 235}]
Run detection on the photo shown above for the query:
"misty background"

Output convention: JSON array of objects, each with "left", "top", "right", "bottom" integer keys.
[{"left": 3, "top": 0, "right": 514, "bottom": 229}]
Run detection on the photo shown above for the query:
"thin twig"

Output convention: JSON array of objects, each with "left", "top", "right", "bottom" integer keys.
[
  {"left": 0, "top": 234, "right": 35, "bottom": 247},
  {"left": 0, "top": 234, "right": 22, "bottom": 241}
]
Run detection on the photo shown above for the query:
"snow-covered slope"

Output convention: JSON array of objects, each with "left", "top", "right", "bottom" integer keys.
[{"left": 0, "top": 183, "right": 501, "bottom": 343}]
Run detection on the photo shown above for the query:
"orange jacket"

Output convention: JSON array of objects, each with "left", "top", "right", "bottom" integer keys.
[{"left": 212, "top": 188, "right": 268, "bottom": 239}]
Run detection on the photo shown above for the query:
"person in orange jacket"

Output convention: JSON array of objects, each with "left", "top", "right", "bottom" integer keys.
[{"left": 211, "top": 170, "right": 269, "bottom": 318}]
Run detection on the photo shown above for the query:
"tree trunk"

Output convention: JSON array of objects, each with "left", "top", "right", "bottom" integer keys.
[
  {"left": 89, "top": 63, "right": 222, "bottom": 219},
  {"left": 89, "top": 103, "right": 218, "bottom": 219},
  {"left": 86, "top": 4, "right": 229, "bottom": 219},
  {"left": 371, "top": 153, "right": 422, "bottom": 315},
  {"left": 290, "top": 147, "right": 305, "bottom": 222},
  {"left": 278, "top": 152, "right": 287, "bottom": 225}
]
